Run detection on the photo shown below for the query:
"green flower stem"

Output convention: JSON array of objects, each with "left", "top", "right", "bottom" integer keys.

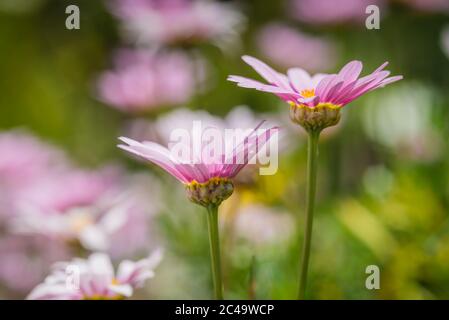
[
  {"left": 206, "top": 204, "right": 223, "bottom": 300},
  {"left": 298, "top": 130, "right": 320, "bottom": 300}
]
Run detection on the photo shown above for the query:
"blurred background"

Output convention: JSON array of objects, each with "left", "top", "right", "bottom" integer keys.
[{"left": 0, "top": 0, "right": 449, "bottom": 299}]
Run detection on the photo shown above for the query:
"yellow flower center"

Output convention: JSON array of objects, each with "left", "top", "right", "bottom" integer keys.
[
  {"left": 70, "top": 214, "right": 94, "bottom": 233},
  {"left": 289, "top": 102, "right": 342, "bottom": 132},
  {"left": 187, "top": 177, "right": 230, "bottom": 187},
  {"left": 300, "top": 89, "right": 315, "bottom": 98},
  {"left": 83, "top": 279, "right": 123, "bottom": 300},
  {"left": 288, "top": 101, "right": 342, "bottom": 110},
  {"left": 84, "top": 294, "right": 124, "bottom": 300}
]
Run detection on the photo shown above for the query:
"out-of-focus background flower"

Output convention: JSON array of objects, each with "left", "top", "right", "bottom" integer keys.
[{"left": 0, "top": 0, "right": 449, "bottom": 299}]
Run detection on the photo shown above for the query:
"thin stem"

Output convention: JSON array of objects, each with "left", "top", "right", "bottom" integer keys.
[
  {"left": 206, "top": 204, "right": 223, "bottom": 300},
  {"left": 298, "top": 130, "right": 320, "bottom": 300}
]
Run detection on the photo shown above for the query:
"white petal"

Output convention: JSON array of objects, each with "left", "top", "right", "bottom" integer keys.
[
  {"left": 27, "top": 283, "right": 77, "bottom": 300},
  {"left": 79, "top": 226, "right": 110, "bottom": 251},
  {"left": 98, "top": 204, "right": 128, "bottom": 233},
  {"left": 110, "top": 284, "right": 133, "bottom": 297},
  {"left": 87, "top": 252, "right": 114, "bottom": 278}
]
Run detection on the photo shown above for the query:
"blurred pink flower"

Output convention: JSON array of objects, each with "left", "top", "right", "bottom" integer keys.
[
  {"left": 0, "top": 131, "right": 162, "bottom": 296},
  {"left": 0, "top": 131, "right": 65, "bottom": 188},
  {"left": 11, "top": 166, "right": 119, "bottom": 214},
  {"left": 228, "top": 56, "right": 402, "bottom": 109},
  {"left": 97, "top": 49, "right": 199, "bottom": 113},
  {"left": 0, "top": 130, "right": 120, "bottom": 217},
  {"left": 289, "top": 0, "right": 385, "bottom": 25},
  {"left": 27, "top": 249, "right": 163, "bottom": 300},
  {"left": 0, "top": 235, "right": 69, "bottom": 294},
  {"left": 11, "top": 171, "right": 161, "bottom": 257},
  {"left": 118, "top": 121, "right": 278, "bottom": 184},
  {"left": 106, "top": 173, "right": 162, "bottom": 258},
  {"left": 256, "top": 23, "right": 337, "bottom": 72},
  {"left": 0, "top": 131, "right": 67, "bottom": 221},
  {"left": 0, "top": 130, "right": 160, "bottom": 259},
  {"left": 108, "top": 0, "right": 245, "bottom": 49}
]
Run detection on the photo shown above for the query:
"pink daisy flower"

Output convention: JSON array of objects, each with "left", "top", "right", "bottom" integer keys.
[
  {"left": 118, "top": 121, "right": 278, "bottom": 206},
  {"left": 228, "top": 55, "right": 402, "bottom": 299},
  {"left": 229, "top": 55, "right": 402, "bottom": 109},
  {"left": 118, "top": 121, "right": 277, "bottom": 299},
  {"left": 27, "top": 249, "right": 162, "bottom": 300},
  {"left": 228, "top": 56, "right": 402, "bottom": 131}
]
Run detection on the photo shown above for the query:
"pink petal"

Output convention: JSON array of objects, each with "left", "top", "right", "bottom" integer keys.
[
  {"left": 337, "top": 60, "right": 363, "bottom": 85},
  {"left": 327, "top": 80, "right": 357, "bottom": 104},
  {"left": 227, "top": 75, "right": 298, "bottom": 95},
  {"left": 378, "top": 75, "right": 403, "bottom": 87},
  {"left": 228, "top": 75, "right": 300, "bottom": 103},
  {"left": 374, "top": 61, "right": 389, "bottom": 72},
  {"left": 229, "top": 126, "right": 279, "bottom": 178},
  {"left": 323, "top": 81, "right": 344, "bottom": 103},
  {"left": 287, "top": 68, "right": 312, "bottom": 92},
  {"left": 241, "top": 55, "right": 291, "bottom": 89},
  {"left": 118, "top": 137, "right": 189, "bottom": 183},
  {"left": 315, "top": 74, "right": 338, "bottom": 100}
]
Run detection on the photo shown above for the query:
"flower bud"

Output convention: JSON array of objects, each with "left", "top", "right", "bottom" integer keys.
[
  {"left": 289, "top": 102, "right": 341, "bottom": 133},
  {"left": 186, "top": 177, "right": 234, "bottom": 207}
]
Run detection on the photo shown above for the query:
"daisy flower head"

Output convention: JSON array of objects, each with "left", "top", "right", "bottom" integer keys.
[
  {"left": 27, "top": 249, "right": 162, "bottom": 300},
  {"left": 118, "top": 120, "right": 278, "bottom": 207},
  {"left": 228, "top": 56, "right": 402, "bottom": 133}
]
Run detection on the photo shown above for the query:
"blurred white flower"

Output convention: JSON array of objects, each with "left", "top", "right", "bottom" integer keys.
[
  {"left": 126, "top": 105, "right": 280, "bottom": 145},
  {"left": 363, "top": 82, "right": 442, "bottom": 162},
  {"left": 0, "top": 130, "right": 161, "bottom": 259},
  {"left": 11, "top": 172, "right": 161, "bottom": 257},
  {"left": 233, "top": 204, "right": 295, "bottom": 247},
  {"left": 27, "top": 249, "right": 163, "bottom": 300}
]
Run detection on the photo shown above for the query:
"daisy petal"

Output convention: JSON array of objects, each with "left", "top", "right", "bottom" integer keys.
[{"left": 241, "top": 55, "right": 290, "bottom": 89}]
